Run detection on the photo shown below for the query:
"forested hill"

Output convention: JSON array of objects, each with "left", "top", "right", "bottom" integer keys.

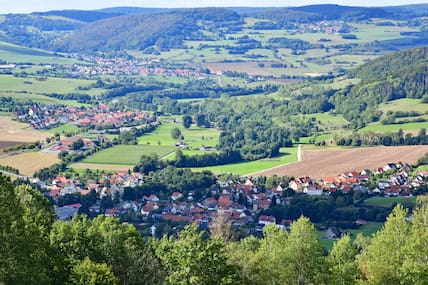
[
  {"left": 330, "top": 46, "right": 428, "bottom": 125},
  {"left": 54, "top": 8, "right": 241, "bottom": 53},
  {"left": 348, "top": 46, "right": 428, "bottom": 100}
]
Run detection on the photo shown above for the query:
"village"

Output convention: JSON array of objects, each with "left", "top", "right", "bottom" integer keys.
[
  {"left": 14, "top": 103, "right": 154, "bottom": 131},
  {"left": 33, "top": 159, "right": 428, "bottom": 237}
]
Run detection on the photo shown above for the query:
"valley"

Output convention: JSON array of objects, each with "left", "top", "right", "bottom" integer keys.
[{"left": 1, "top": 4, "right": 428, "bottom": 284}]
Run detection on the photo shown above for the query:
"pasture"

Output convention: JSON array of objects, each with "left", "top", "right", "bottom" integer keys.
[
  {"left": 0, "top": 75, "right": 96, "bottom": 95},
  {"left": 138, "top": 122, "right": 220, "bottom": 150},
  {"left": 364, "top": 197, "right": 416, "bottom": 208},
  {"left": 82, "top": 145, "right": 176, "bottom": 165},
  {"left": 359, "top": 122, "right": 428, "bottom": 133},
  {"left": 0, "top": 151, "right": 59, "bottom": 176},
  {"left": 0, "top": 40, "right": 82, "bottom": 64},
  {"left": 254, "top": 145, "right": 428, "bottom": 178},
  {"left": 190, "top": 147, "right": 298, "bottom": 175}
]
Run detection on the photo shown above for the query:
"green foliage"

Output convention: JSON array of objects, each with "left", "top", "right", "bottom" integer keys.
[
  {"left": 155, "top": 224, "right": 237, "bottom": 285},
  {"left": 68, "top": 258, "right": 119, "bottom": 285},
  {"left": 182, "top": 115, "right": 192, "bottom": 129},
  {"left": 327, "top": 235, "right": 359, "bottom": 285},
  {"left": 0, "top": 175, "right": 55, "bottom": 284},
  {"left": 170, "top": 126, "right": 182, "bottom": 139}
]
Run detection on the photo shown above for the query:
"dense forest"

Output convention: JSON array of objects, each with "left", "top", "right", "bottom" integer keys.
[{"left": 1, "top": 174, "right": 428, "bottom": 284}]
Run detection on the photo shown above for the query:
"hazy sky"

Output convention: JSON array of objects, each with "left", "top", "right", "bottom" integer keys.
[{"left": 0, "top": 0, "right": 427, "bottom": 14}]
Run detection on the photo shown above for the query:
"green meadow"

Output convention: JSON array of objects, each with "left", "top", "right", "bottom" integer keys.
[
  {"left": 189, "top": 146, "right": 298, "bottom": 175},
  {"left": 0, "top": 41, "right": 83, "bottom": 64},
  {"left": 82, "top": 145, "right": 176, "bottom": 165},
  {"left": 364, "top": 197, "right": 416, "bottom": 208}
]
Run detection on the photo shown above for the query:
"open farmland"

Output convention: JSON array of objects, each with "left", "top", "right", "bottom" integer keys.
[
  {"left": 190, "top": 146, "right": 298, "bottom": 175},
  {"left": 253, "top": 145, "right": 428, "bottom": 179},
  {"left": 0, "top": 117, "right": 52, "bottom": 149},
  {"left": 0, "top": 151, "right": 59, "bottom": 176},
  {"left": 82, "top": 145, "right": 176, "bottom": 165},
  {"left": 70, "top": 163, "right": 135, "bottom": 172}
]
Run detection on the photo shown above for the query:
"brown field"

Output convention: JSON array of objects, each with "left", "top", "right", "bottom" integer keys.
[
  {"left": 0, "top": 141, "right": 21, "bottom": 154},
  {"left": 254, "top": 146, "right": 428, "bottom": 179},
  {"left": 0, "top": 117, "right": 52, "bottom": 142},
  {"left": 71, "top": 163, "right": 134, "bottom": 172},
  {"left": 0, "top": 151, "right": 59, "bottom": 176}
]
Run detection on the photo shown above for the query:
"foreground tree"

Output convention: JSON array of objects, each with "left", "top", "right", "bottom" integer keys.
[
  {"left": 327, "top": 234, "right": 359, "bottom": 285},
  {"left": 156, "top": 224, "right": 237, "bottom": 285},
  {"left": 0, "top": 175, "right": 55, "bottom": 284},
  {"left": 359, "top": 205, "right": 410, "bottom": 284}
]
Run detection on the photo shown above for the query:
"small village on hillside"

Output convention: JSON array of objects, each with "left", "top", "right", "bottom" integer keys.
[{"left": 33, "top": 160, "right": 428, "bottom": 237}]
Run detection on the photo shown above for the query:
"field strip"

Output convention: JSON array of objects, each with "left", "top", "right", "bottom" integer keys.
[{"left": 71, "top": 163, "right": 135, "bottom": 171}]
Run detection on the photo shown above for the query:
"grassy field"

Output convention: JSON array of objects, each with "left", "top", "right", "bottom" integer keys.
[
  {"left": 0, "top": 75, "right": 96, "bottom": 95},
  {"left": 0, "top": 41, "right": 83, "bottom": 64},
  {"left": 364, "top": 197, "right": 416, "bottom": 208},
  {"left": 359, "top": 122, "right": 428, "bottom": 133},
  {"left": 138, "top": 122, "right": 220, "bottom": 150},
  {"left": 190, "top": 146, "right": 298, "bottom": 175},
  {"left": 0, "top": 151, "right": 59, "bottom": 176},
  {"left": 319, "top": 221, "right": 384, "bottom": 250},
  {"left": 82, "top": 145, "right": 176, "bottom": 165},
  {"left": 45, "top": 123, "right": 80, "bottom": 134},
  {"left": 378, "top": 98, "right": 428, "bottom": 114}
]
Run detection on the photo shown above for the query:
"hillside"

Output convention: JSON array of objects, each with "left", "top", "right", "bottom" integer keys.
[
  {"left": 330, "top": 46, "right": 428, "bottom": 125},
  {"left": 54, "top": 8, "right": 241, "bottom": 53}
]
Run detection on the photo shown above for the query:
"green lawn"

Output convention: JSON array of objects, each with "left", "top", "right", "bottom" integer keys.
[
  {"left": 82, "top": 145, "right": 176, "bottom": 165},
  {"left": 348, "top": 222, "right": 384, "bottom": 238},
  {"left": 45, "top": 123, "right": 80, "bottom": 134},
  {"left": 359, "top": 122, "right": 428, "bottom": 133},
  {"left": 138, "top": 122, "right": 220, "bottom": 150},
  {"left": 378, "top": 98, "right": 428, "bottom": 114},
  {"left": 189, "top": 146, "right": 298, "bottom": 175},
  {"left": 318, "top": 221, "right": 384, "bottom": 251},
  {"left": 0, "top": 75, "right": 96, "bottom": 95},
  {"left": 0, "top": 40, "right": 84, "bottom": 64},
  {"left": 364, "top": 197, "right": 416, "bottom": 208}
]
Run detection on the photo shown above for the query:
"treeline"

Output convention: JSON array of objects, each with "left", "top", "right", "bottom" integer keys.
[
  {"left": 2, "top": 174, "right": 428, "bottom": 284},
  {"left": 0, "top": 165, "right": 20, "bottom": 175},
  {"left": 335, "top": 129, "right": 428, "bottom": 146}
]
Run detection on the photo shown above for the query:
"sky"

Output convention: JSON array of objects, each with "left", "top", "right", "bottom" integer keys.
[{"left": 0, "top": 0, "right": 427, "bottom": 14}]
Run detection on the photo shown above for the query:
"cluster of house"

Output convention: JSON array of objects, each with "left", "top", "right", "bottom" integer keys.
[
  {"left": 14, "top": 104, "right": 153, "bottom": 130},
  {"left": 61, "top": 55, "right": 208, "bottom": 78},
  {"left": 39, "top": 161, "right": 428, "bottom": 233},
  {"left": 289, "top": 162, "right": 427, "bottom": 197}
]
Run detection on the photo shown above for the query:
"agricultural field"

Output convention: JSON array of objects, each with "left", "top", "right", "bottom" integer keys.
[
  {"left": 359, "top": 122, "right": 428, "bottom": 133},
  {"left": 138, "top": 122, "right": 220, "bottom": 151},
  {"left": 364, "top": 197, "right": 416, "bottom": 208},
  {"left": 70, "top": 163, "right": 135, "bottom": 172},
  {"left": 81, "top": 145, "right": 176, "bottom": 165},
  {"left": 0, "top": 116, "right": 52, "bottom": 145},
  {"left": 378, "top": 98, "right": 428, "bottom": 115},
  {"left": 190, "top": 146, "right": 298, "bottom": 175},
  {"left": 0, "top": 151, "right": 59, "bottom": 176},
  {"left": 0, "top": 40, "right": 83, "bottom": 64},
  {"left": 254, "top": 145, "right": 428, "bottom": 179},
  {"left": 0, "top": 75, "right": 98, "bottom": 96}
]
